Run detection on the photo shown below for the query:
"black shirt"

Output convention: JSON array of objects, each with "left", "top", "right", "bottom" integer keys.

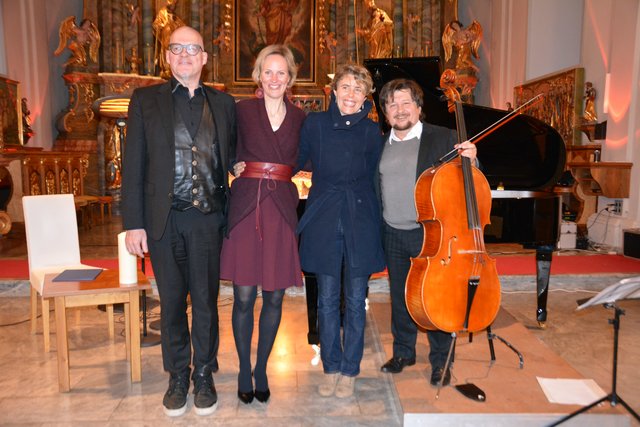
[{"left": 171, "top": 78, "right": 204, "bottom": 139}]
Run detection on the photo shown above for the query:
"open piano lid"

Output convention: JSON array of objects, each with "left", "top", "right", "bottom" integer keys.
[{"left": 364, "top": 57, "right": 567, "bottom": 192}]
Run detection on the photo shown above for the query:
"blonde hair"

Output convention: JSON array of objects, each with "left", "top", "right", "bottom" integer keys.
[
  {"left": 330, "top": 63, "right": 374, "bottom": 95},
  {"left": 251, "top": 45, "right": 298, "bottom": 88}
]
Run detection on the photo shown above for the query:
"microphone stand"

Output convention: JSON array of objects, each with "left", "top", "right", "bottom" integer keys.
[{"left": 139, "top": 254, "right": 161, "bottom": 347}]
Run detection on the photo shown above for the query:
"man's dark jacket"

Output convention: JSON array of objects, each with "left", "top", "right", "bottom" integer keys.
[{"left": 121, "top": 81, "right": 237, "bottom": 240}]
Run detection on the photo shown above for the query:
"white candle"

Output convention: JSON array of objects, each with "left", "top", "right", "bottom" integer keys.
[{"left": 118, "top": 231, "right": 138, "bottom": 284}]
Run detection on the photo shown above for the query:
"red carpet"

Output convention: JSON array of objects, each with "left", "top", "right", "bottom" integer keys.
[
  {"left": 1, "top": 254, "right": 640, "bottom": 280},
  {"left": 495, "top": 254, "right": 640, "bottom": 275}
]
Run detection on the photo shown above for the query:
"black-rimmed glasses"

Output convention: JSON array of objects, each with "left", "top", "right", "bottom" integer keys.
[{"left": 168, "top": 44, "right": 203, "bottom": 56}]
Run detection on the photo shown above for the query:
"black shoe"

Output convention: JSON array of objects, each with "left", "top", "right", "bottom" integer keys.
[
  {"left": 380, "top": 357, "right": 416, "bottom": 373},
  {"left": 254, "top": 388, "right": 270, "bottom": 403},
  {"left": 430, "top": 367, "right": 451, "bottom": 386},
  {"left": 163, "top": 372, "right": 190, "bottom": 417},
  {"left": 238, "top": 390, "right": 254, "bottom": 404},
  {"left": 193, "top": 367, "right": 218, "bottom": 416}
]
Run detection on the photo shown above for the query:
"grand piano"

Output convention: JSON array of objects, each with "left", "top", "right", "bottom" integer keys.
[{"left": 364, "top": 57, "right": 567, "bottom": 325}]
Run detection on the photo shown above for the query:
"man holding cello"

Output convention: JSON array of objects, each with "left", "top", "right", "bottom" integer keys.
[{"left": 376, "top": 78, "right": 478, "bottom": 386}]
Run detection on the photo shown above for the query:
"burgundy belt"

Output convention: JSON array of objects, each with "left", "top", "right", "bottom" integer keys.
[
  {"left": 240, "top": 162, "right": 293, "bottom": 240},
  {"left": 241, "top": 162, "right": 293, "bottom": 181}
]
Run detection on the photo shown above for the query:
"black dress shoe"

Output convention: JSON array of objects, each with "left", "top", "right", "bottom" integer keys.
[
  {"left": 380, "top": 357, "right": 416, "bottom": 373},
  {"left": 254, "top": 388, "right": 270, "bottom": 403},
  {"left": 237, "top": 390, "right": 254, "bottom": 404},
  {"left": 430, "top": 367, "right": 451, "bottom": 386}
]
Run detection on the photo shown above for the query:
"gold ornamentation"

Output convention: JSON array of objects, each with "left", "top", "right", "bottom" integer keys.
[
  {"left": 29, "top": 171, "right": 41, "bottom": 195},
  {"left": 356, "top": 0, "right": 394, "bottom": 59},
  {"left": 72, "top": 169, "right": 81, "bottom": 195},
  {"left": 54, "top": 17, "right": 101, "bottom": 70},
  {"left": 583, "top": 82, "right": 597, "bottom": 123},
  {"left": 45, "top": 170, "right": 56, "bottom": 194},
  {"left": 514, "top": 67, "right": 584, "bottom": 146},
  {"left": 60, "top": 169, "right": 70, "bottom": 194},
  {"left": 442, "top": 20, "right": 482, "bottom": 103},
  {"left": 318, "top": 0, "right": 327, "bottom": 53},
  {"left": 152, "top": 0, "right": 186, "bottom": 78}
]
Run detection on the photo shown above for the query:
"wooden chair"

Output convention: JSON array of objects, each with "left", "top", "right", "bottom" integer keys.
[
  {"left": 96, "top": 195, "right": 113, "bottom": 224},
  {"left": 22, "top": 194, "right": 115, "bottom": 352}
]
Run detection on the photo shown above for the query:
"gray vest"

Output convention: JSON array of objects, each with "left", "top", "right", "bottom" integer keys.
[{"left": 172, "top": 98, "right": 224, "bottom": 213}]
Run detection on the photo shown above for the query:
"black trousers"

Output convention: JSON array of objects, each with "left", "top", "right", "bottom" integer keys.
[
  {"left": 382, "top": 222, "right": 453, "bottom": 369},
  {"left": 148, "top": 208, "right": 224, "bottom": 375}
]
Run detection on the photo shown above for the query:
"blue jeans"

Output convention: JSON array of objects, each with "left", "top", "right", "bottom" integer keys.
[{"left": 317, "top": 272, "right": 368, "bottom": 377}]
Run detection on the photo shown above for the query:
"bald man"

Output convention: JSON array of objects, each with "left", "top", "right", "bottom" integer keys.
[{"left": 122, "top": 26, "right": 236, "bottom": 417}]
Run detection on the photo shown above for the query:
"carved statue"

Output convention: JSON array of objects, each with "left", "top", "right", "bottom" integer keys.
[
  {"left": 583, "top": 81, "right": 597, "bottom": 123},
  {"left": 442, "top": 20, "right": 482, "bottom": 103},
  {"left": 152, "top": 0, "right": 186, "bottom": 78},
  {"left": 356, "top": 0, "right": 394, "bottom": 59},
  {"left": 54, "top": 17, "right": 101, "bottom": 69},
  {"left": 21, "top": 98, "right": 34, "bottom": 144}
]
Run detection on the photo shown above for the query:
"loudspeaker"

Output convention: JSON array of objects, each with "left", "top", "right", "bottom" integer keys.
[{"left": 623, "top": 229, "right": 640, "bottom": 259}]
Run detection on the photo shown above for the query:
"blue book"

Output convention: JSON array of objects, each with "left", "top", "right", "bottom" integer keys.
[{"left": 52, "top": 269, "right": 103, "bottom": 282}]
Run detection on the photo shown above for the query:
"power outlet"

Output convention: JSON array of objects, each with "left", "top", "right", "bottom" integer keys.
[{"left": 612, "top": 199, "right": 623, "bottom": 215}]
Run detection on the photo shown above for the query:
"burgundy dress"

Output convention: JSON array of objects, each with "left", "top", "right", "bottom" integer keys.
[{"left": 220, "top": 97, "right": 306, "bottom": 290}]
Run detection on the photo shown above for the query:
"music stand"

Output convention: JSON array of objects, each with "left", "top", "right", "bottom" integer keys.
[{"left": 549, "top": 277, "right": 640, "bottom": 426}]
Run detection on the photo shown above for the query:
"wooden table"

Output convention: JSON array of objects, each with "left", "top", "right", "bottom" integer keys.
[{"left": 42, "top": 269, "right": 151, "bottom": 392}]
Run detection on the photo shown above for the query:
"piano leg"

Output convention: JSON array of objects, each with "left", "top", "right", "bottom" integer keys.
[{"left": 535, "top": 247, "right": 553, "bottom": 327}]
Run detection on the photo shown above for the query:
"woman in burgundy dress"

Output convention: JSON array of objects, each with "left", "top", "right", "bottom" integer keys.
[{"left": 220, "top": 45, "right": 306, "bottom": 404}]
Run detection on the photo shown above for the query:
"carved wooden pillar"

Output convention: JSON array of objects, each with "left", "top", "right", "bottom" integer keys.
[{"left": 55, "top": 72, "right": 101, "bottom": 144}]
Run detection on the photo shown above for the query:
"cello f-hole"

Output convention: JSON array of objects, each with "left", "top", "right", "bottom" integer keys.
[{"left": 441, "top": 235, "right": 457, "bottom": 265}]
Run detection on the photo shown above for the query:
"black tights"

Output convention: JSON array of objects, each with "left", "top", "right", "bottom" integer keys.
[{"left": 232, "top": 285, "right": 285, "bottom": 392}]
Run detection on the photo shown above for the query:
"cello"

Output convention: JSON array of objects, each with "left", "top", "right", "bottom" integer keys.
[{"left": 405, "top": 101, "right": 501, "bottom": 333}]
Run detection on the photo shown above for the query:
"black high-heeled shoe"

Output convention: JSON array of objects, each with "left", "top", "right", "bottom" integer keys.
[
  {"left": 237, "top": 390, "right": 254, "bottom": 404},
  {"left": 254, "top": 388, "right": 270, "bottom": 403}
]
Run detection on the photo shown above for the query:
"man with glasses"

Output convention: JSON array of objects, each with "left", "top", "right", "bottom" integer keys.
[{"left": 122, "top": 26, "right": 236, "bottom": 417}]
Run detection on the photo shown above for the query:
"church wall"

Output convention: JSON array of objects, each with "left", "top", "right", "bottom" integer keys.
[
  {"left": 458, "top": 0, "right": 491, "bottom": 108},
  {"left": 0, "top": 1, "right": 6, "bottom": 75},
  {"left": 0, "top": 0, "right": 83, "bottom": 150},
  {"left": 525, "top": 0, "right": 583, "bottom": 81},
  {"left": 463, "top": 0, "right": 640, "bottom": 251}
]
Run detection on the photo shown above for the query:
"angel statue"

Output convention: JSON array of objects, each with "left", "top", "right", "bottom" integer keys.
[
  {"left": 442, "top": 20, "right": 482, "bottom": 103},
  {"left": 54, "top": 17, "right": 101, "bottom": 70}
]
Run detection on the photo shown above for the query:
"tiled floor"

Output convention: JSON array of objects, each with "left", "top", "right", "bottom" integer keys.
[{"left": 0, "top": 217, "right": 639, "bottom": 425}]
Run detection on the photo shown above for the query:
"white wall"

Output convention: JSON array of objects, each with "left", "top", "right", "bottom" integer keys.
[
  {"left": 462, "top": 0, "right": 640, "bottom": 251},
  {"left": 0, "top": 1, "right": 6, "bottom": 75},
  {"left": 525, "top": 0, "right": 584, "bottom": 80},
  {"left": 586, "top": 0, "right": 640, "bottom": 249},
  {"left": 458, "top": 0, "right": 492, "bottom": 108},
  {"left": 1, "top": 0, "right": 82, "bottom": 149}
]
